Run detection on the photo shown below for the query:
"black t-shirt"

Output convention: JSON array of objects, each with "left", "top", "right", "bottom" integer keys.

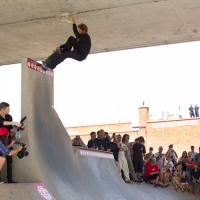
[
  {"left": 110, "top": 142, "right": 119, "bottom": 161},
  {"left": 0, "top": 114, "right": 13, "bottom": 131},
  {"left": 72, "top": 24, "right": 91, "bottom": 58},
  {"left": 87, "top": 139, "right": 97, "bottom": 149},
  {"left": 95, "top": 138, "right": 111, "bottom": 151},
  {"left": 191, "top": 169, "right": 200, "bottom": 180},
  {"left": 132, "top": 143, "right": 146, "bottom": 161}
]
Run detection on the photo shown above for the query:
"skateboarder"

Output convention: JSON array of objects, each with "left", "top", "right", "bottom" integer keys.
[{"left": 42, "top": 16, "right": 91, "bottom": 70}]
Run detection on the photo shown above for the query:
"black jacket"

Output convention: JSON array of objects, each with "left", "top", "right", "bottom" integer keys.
[{"left": 72, "top": 24, "right": 91, "bottom": 58}]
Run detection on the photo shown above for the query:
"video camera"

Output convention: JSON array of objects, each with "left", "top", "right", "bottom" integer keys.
[
  {"left": 17, "top": 116, "right": 27, "bottom": 131},
  {"left": 15, "top": 141, "right": 29, "bottom": 159}
]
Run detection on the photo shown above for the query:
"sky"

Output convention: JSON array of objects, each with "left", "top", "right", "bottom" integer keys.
[{"left": 1, "top": 41, "right": 200, "bottom": 127}]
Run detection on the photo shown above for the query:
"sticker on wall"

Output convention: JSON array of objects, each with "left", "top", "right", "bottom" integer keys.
[{"left": 32, "top": 183, "right": 56, "bottom": 200}]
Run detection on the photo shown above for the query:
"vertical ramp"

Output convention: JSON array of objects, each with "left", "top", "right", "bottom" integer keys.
[{"left": 12, "top": 58, "right": 199, "bottom": 200}]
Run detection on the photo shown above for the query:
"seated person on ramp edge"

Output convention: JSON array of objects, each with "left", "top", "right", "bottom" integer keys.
[{"left": 42, "top": 16, "right": 91, "bottom": 70}]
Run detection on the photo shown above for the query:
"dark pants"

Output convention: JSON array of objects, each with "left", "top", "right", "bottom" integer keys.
[
  {"left": 0, "top": 135, "right": 13, "bottom": 182},
  {"left": 144, "top": 174, "right": 159, "bottom": 182},
  {"left": 45, "top": 36, "right": 85, "bottom": 69}
]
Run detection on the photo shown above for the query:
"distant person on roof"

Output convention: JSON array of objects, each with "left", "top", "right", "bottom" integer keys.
[{"left": 42, "top": 16, "right": 91, "bottom": 70}]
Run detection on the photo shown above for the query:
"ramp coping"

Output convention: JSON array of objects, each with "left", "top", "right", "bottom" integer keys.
[
  {"left": 80, "top": 147, "right": 113, "bottom": 159},
  {"left": 27, "top": 58, "right": 54, "bottom": 77}
]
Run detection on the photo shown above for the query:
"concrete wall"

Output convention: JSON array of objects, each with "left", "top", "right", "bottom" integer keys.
[{"left": 67, "top": 107, "right": 200, "bottom": 157}]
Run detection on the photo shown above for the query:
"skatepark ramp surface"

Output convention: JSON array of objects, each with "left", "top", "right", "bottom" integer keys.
[{"left": 8, "top": 58, "right": 198, "bottom": 199}]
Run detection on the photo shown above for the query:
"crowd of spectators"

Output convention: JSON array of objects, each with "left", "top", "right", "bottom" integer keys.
[{"left": 72, "top": 129, "right": 200, "bottom": 195}]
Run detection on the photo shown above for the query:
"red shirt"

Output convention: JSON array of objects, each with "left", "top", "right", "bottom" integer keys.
[
  {"left": 0, "top": 114, "right": 12, "bottom": 136},
  {"left": 144, "top": 162, "right": 159, "bottom": 177}
]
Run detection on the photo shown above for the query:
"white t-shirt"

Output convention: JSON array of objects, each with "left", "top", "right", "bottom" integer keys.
[
  {"left": 163, "top": 160, "right": 174, "bottom": 172},
  {"left": 154, "top": 152, "right": 165, "bottom": 169}
]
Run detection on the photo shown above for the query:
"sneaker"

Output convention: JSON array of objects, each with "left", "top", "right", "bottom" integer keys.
[
  {"left": 0, "top": 181, "right": 4, "bottom": 184},
  {"left": 125, "top": 180, "right": 132, "bottom": 184},
  {"left": 41, "top": 61, "right": 49, "bottom": 71}
]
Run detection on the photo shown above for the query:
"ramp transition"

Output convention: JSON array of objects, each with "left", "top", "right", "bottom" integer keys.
[{"left": 4, "top": 58, "right": 198, "bottom": 200}]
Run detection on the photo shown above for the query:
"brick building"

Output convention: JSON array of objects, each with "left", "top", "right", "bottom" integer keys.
[{"left": 67, "top": 106, "right": 200, "bottom": 156}]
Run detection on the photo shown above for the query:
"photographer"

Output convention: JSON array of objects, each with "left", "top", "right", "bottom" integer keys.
[
  {"left": 0, "top": 140, "right": 23, "bottom": 171},
  {"left": 0, "top": 102, "right": 21, "bottom": 183}
]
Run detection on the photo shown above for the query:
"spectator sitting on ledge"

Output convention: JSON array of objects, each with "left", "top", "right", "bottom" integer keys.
[
  {"left": 72, "top": 135, "right": 86, "bottom": 147},
  {"left": 95, "top": 129, "right": 111, "bottom": 151},
  {"left": 87, "top": 132, "right": 97, "bottom": 149}
]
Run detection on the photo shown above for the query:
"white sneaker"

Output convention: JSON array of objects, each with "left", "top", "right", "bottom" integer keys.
[{"left": 42, "top": 61, "right": 49, "bottom": 71}]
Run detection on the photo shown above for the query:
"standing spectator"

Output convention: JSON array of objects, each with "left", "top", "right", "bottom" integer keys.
[
  {"left": 195, "top": 147, "right": 200, "bottom": 169},
  {"left": 178, "top": 151, "right": 188, "bottom": 172},
  {"left": 122, "top": 134, "right": 136, "bottom": 181},
  {"left": 132, "top": 136, "right": 146, "bottom": 181},
  {"left": 145, "top": 147, "right": 154, "bottom": 162},
  {"left": 166, "top": 144, "right": 178, "bottom": 165},
  {"left": 115, "top": 134, "right": 131, "bottom": 183},
  {"left": 104, "top": 132, "right": 111, "bottom": 142},
  {"left": 87, "top": 132, "right": 97, "bottom": 149},
  {"left": 194, "top": 105, "right": 199, "bottom": 117},
  {"left": 110, "top": 133, "right": 119, "bottom": 162},
  {"left": 189, "top": 105, "right": 195, "bottom": 118},
  {"left": 190, "top": 146, "right": 197, "bottom": 160},
  {"left": 185, "top": 151, "right": 196, "bottom": 183},
  {"left": 191, "top": 163, "right": 200, "bottom": 193},
  {"left": 0, "top": 102, "right": 21, "bottom": 183},
  {"left": 143, "top": 158, "right": 159, "bottom": 183},
  {"left": 154, "top": 146, "right": 165, "bottom": 170},
  {"left": 95, "top": 129, "right": 111, "bottom": 151},
  {"left": 72, "top": 135, "right": 86, "bottom": 147}
]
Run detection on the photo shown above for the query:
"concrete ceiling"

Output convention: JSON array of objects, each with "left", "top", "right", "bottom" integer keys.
[{"left": 0, "top": 0, "right": 200, "bottom": 65}]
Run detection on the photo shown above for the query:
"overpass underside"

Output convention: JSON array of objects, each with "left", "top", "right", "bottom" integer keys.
[{"left": 0, "top": 0, "right": 200, "bottom": 65}]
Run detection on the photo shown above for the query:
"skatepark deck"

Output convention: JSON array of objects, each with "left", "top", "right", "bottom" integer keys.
[{"left": 1, "top": 58, "right": 198, "bottom": 200}]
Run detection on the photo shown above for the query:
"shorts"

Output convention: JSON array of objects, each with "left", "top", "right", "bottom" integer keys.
[{"left": 133, "top": 160, "right": 144, "bottom": 173}]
